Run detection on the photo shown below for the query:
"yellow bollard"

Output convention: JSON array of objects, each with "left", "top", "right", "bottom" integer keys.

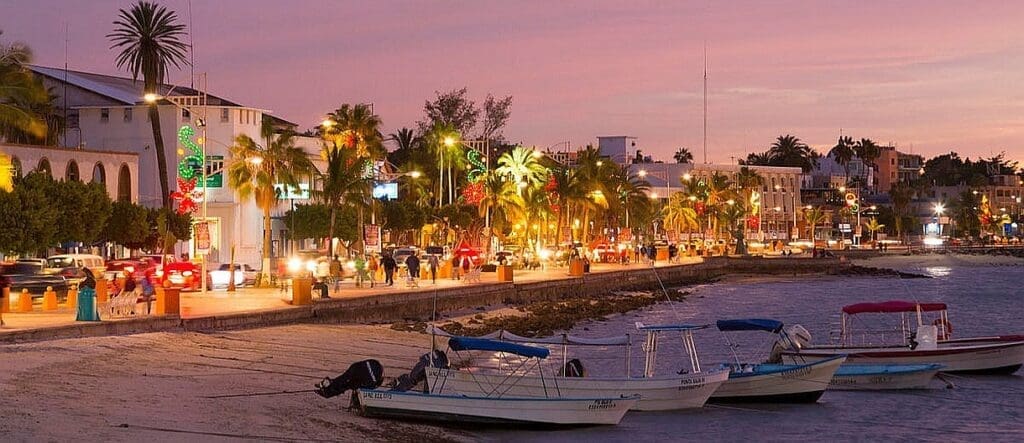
[
  {"left": 95, "top": 279, "right": 108, "bottom": 304},
  {"left": 43, "top": 286, "right": 58, "bottom": 311},
  {"left": 18, "top": 288, "right": 33, "bottom": 312},
  {"left": 66, "top": 287, "right": 78, "bottom": 310}
]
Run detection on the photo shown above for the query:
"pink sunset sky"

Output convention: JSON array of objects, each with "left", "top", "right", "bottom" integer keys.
[{"left": 4, "top": 0, "right": 1024, "bottom": 163}]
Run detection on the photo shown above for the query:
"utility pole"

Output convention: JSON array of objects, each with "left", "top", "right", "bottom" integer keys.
[{"left": 703, "top": 41, "right": 708, "bottom": 165}]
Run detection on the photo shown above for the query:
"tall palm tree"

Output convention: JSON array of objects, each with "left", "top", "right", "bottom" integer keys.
[
  {"left": 662, "top": 192, "right": 699, "bottom": 242},
  {"left": 496, "top": 146, "right": 546, "bottom": 195},
  {"left": 549, "top": 166, "right": 585, "bottom": 244},
  {"left": 769, "top": 134, "right": 820, "bottom": 173},
  {"left": 108, "top": 1, "right": 190, "bottom": 208},
  {"left": 478, "top": 173, "right": 522, "bottom": 238},
  {"left": 831, "top": 136, "right": 855, "bottom": 183},
  {"left": 0, "top": 30, "right": 48, "bottom": 141},
  {"left": 323, "top": 103, "right": 385, "bottom": 159},
  {"left": 228, "top": 131, "right": 314, "bottom": 281},
  {"left": 673, "top": 147, "right": 694, "bottom": 164},
  {"left": 735, "top": 166, "right": 764, "bottom": 232},
  {"left": 889, "top": 182, "right": 914, "bottom": 239},
  {"left": 313, "top": 143, "right": 371, "bottom": 257}
]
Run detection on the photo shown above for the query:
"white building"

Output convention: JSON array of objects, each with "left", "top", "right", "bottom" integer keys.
[
  {"left": 30, "top": 65, "right": 317, "bottom": 267},
  {"left": 0, "top": 142, "right": 139, "bottom": 202},
  {"left": 628, "top": 162, "right": 804, "bottom": 240}
]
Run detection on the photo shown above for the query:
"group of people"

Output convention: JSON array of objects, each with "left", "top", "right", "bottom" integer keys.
[{"left": 107, "top": 268, "right": 156, "bottom": 315}]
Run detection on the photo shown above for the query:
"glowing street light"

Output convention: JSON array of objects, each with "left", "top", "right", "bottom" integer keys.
[
  {"left": 248, "top": 155, "right": 263, "bottom": 166},
  {"left": 409, "top": 170, "right": 422, "bottom": 179},
  {"left": 934, "top": 203, "right": 945, "bottom": 215},
  {"left": 649, "top": 191, "right": 659, "bottom": 199},
  {"left": 320, "top": 118, "right": 336, "bottom": 128},
  {"left": 682, "top": 173, "right": 692, "bottom": 181},
  {"left": 638, "top": 169, "right": 647, "bottom": 177},
  {"left": 143, "top": 92, "right": 160, "bottom": 103}
]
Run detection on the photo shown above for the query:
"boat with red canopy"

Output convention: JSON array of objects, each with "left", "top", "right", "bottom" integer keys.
[{"left": 776, "top": 300, "right": 1024, "bottom": 374}]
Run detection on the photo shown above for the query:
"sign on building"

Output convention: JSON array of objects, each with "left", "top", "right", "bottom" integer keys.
[
  {"left": 364, "top": 224, "right": 381, "bottom": 253},
  {"left": 273, "top": 183, "right": 311, "bottom": 200},
  {"left": 195, "top": 221, "right": 211, "bottom": 254}
]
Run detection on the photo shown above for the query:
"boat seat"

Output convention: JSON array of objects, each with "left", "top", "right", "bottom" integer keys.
[{"left": 915, "top": 325, "right": 938, "bottom": 350}]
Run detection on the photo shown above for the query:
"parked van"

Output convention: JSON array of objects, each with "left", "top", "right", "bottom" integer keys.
[{"left": 45, "top": 254, "right": 106, "bottom": 276}]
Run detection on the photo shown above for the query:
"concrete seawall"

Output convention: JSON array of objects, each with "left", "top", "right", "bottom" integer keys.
[{"left": 0, "top": 257, "right": 844, "bottom": 344}]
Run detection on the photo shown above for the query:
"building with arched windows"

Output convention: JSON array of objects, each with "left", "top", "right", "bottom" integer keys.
[{"left": 0, "top": 143, "right": 139, "bottom": 202}]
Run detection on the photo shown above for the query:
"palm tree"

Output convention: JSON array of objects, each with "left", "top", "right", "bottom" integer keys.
[
  {"left": 323, "top": 103, "right": 385, "bottom": 159},
  {"left": 478, "top": 173, "right": 522, "bottom": 238},
  {"left": 549, "top": 166, "right": 585, "bottom": 244},
  {"left": 0, "top": 30, "right": 49, "bottom": 141},
  {"left": 804, "top": 206, "right": 828, "bottom": 243},
  {"left": 228, "top": 131, "right": 314, "bottom": 282},
  {"left": 662, "top": 192, "right": 699, "bottom": 242},
  {"left": 863, "top": 217, "right": 885, "bottom": 244},
  {"left": 496, "top": 146, "right": 546, "bottom": 195},
  {"left": 735, "top": 166, "right": 764, "bottom": 232},
  {"left": 313, "top": 143, "right": 371, "bottom": 257},
  {"left": 742, "top": 151, "right": 773, "bottom": 166},
  {"left": 108, "top": 1, "right": 190, "bottom": 208},
  {"left": 889, "top": 182, "right": 914, "bottom": 239},
  {"left": 831, "top": 136, "right": 855, "bottom": 183},
  {"left": 769, "top": 135, "right": 820, "bottom": 172},
  {"left": 673, "top": 147, "right": 694, "bottom": 164}
]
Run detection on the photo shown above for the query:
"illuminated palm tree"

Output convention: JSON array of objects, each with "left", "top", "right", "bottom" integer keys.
[
  {"left": 496, "top": 146, "right": 545, "bottom": 194},
  {"left": 549, "top": 166, "right": 585, "bottom": 244},
  {"left": 804, "top": 206, "right": 828, "bottom": 243},
  {"left": 478, "top": 173, "right": 523, "bottom": 240},
  {"left": 228, "top": 131, "right": 314, "bottom": 281},
  {"left": 322, "top": 103, "right": 384, "bottom": 159},
  {"left": 313, "top": 143, "right": 371, "bottom": 257},
  {"left": 662, "top": 192, "right": 699, "bottom": 242},
  {"left": 0, "top": 30, "right": 49, "bottom": 142},
  {"left": 108, "top": 1, "right": 190, "bottom": 208},
  {"left": 863, "top": 217, "right": 885, "bottom": 244}
]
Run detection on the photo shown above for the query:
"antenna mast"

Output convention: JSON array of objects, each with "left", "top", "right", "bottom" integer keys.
[
  {"left": 703, "top": 42, "right": 708, "bottom": 164},
  {"left": 188, "top": 0, "right": 195, "bottom": 88}
]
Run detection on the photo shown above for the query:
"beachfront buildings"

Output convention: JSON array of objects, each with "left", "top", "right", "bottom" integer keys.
[
  {"left": 629, "top": 162, "right": 804, "bottom": 241},
  {"left": 28, "top": 65, "right": 318, "bottom": 267}
]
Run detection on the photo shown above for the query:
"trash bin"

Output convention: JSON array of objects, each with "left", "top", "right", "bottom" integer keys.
[
  {"left": 497, "top": 265, "right": 514, "bottom": 282},
  {"left": 156, "top": 287, "right": 180, "bottom": 316},
  {"left": 569, "top": 258, "right": 584, "bottom": 276},
  {"left": 76, "top": 287, "right": 100, "bottom": 321},
  {"left": 292, "top": 277, "right": 312, "bottom": 305}
]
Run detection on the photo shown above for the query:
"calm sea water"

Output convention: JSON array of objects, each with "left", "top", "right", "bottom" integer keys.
[{"left": 482, "top": 257, "right": 1024, "bottom": 442}]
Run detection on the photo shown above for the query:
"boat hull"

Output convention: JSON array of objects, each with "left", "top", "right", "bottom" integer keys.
[
  {"left": 427, "top": 367, "right": 730, "bottom": 411},
  {"left": 709, "top": 355, "right": 845, "bottom": 403},
  {"left": 781, "top": 339, "right": 1024, "bottom": 374},
  {"left": 829, "top": 364, "right": 942, "bottom": 390},
  {"left": 356, "top": 389, "right": 635, "bottom": 426}
]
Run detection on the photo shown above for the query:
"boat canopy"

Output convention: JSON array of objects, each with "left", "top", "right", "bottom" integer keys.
[
  {"left": 842, "top": 301, "right": 948, "bottom": 315},
  {"left": 715, "top": 319, "right": 784, "bottom": 333},
  {"left": 426, "top": 326, "right": 630, "bottom": 346},
  {"left": 447, "top": 336, "right": 550, "bottom": 359},
  {"left": 635, "top": 322, "right": 708, "bottom": 332}
]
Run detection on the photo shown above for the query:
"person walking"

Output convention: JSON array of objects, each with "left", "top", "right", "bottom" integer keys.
[
  {"left": 367, "top": 255, "right": 378, "bottom": 288},
  {"left": 140, "top": 275, "right": 155, "bottom": 315},
  {"left": 451, "top": 255, "right": 461, "bottom": 280},
  {"left": 353, "top": 255, "right": 367, "bottom": 288},
  {"left": 329, "top": 255, "right": 342, "bottom": 293},
  {"left": 405, "top": 253, "right": 421, "bottom": 285},
  {"left": 428, "top": 254, "right": 439, "bottom": 284},
  {"left": 382, "top": 253, "right": 397, "bottom": 286}
]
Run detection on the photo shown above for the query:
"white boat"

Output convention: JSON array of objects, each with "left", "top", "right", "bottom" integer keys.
[
  {"left": 426, "top": 325, "right": 730, "bottom": 411},
  {"left": 356, "top": 337, "right": 636, "bottom": 427},
  {"left": 708, "top": 319, "right": 846, "bottom": 403},
  {"left": 829, "top": 364, "right": 943, "bottom": 390},
  {"left": 777, "top": 301, "right": 1024, "bottom": 374},
  {"left": 356, "top": 389, "right": 636, "bottom": 426}
]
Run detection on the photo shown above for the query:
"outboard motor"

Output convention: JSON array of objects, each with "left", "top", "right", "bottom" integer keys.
[
  {"left": 769, "top": 325, "right": 812, "bottom": 363},
  {"left": 315, "top": 359, "right": 384, "bottom": 398},
  {"left": 558, "top": 359, "right": 586, "bottom": 377},
  {"left": 390, "top": 350, "right": 449, "bottom": 392}
]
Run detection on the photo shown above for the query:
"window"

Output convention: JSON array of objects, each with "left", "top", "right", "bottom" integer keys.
[
  {"left": 37, "top": 158, "right": 52, "bottom": 177},
  {"left": 65, "top": 160, "right": 80, "bottom": 182},
  {"left": 67, "top": 110, "right": 79, "bottom": 129},
  {"left": 123, "top": 108, "right": 132, "bottom": 122},
  {"left": 220, "top": 108, "right": 229, "bottom": 123},
  {"left": 10, "top": 157, "right": 21, "bottom": 178},
  {"left": 92, "top": 162, "right": 106, "bottom": 184},
  {"left": 182, "top": 108, "right": 191, "bottom": 122},
  {"left": 117, "top": 164, "right": 131, "bottom": 202},
  {"left": 100, "top": 108, "right": 110, "bottom": 123}
]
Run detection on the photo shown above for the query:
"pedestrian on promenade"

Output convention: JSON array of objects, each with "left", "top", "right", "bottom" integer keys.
[
  {"left": 329, "top": 255, "right": 342, "bottom": 293},
  {"left": 461, "top": 255, "right": 471, "bottom": 274},
  {"left": 428, "top": 254, "right": 439, "bottom": 284},
  {"left": 668, "top": 244, "right": 678, "bottom": 263},
  {"left": 406, "top": 254, "right": 421, "bottom": 284},
  {"left": 367, "top": 255, "right": 378, "bottom": 288},
  {"left": 451, "top": 255, "right": 461, "bottom": 280},
  {"left": 382, "top": 253, "right": 397, "bottom": 286},
  {"left": 140, "top": 275, "right": 154, "bottom": 314}
]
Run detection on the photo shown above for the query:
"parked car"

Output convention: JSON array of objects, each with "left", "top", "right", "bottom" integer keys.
[
  {"left": 207, "top": 263, "right": 258, "bottom": 289},
  {"left": 103, "top": 259, "right": 151, "bottom": 282},
  {"left": 149, "top": 261, "right": 202, "bottom": 291},
  {"left": 1, "top": 262, "right": 69, "bottom": 300},
  {"left": 45, "top": 254, "right": 106, "bottom": 276}
]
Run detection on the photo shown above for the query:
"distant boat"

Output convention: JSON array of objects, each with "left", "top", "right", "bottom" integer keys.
[
  {"left": 356, "top": 337, "right": 636, "bottom": 427},
  {"left": 426, "top": 325, "right": 729, "bottom": 411},
  {"left": 777, "top": 301, "right": 1024, "bottom": 374},
  {"left": 829, "top": 363, "right": 943, "bottom": 390},
  {"left": 708, "top": 319, "right": 845, "bottom": 403}
]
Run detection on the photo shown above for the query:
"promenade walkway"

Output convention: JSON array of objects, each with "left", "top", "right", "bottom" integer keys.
[{"left": 0, "top": 258, "right": 703, "bottom": 339}]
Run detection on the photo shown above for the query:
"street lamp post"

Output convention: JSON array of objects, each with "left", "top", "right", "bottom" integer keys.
[{"left": 144, "top": 75, "right": 210, "bottom": 295}]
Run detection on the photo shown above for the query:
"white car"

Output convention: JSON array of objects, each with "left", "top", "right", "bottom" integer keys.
[{"left": 207, "top": 263, "right": 256, "bottom": 289}]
